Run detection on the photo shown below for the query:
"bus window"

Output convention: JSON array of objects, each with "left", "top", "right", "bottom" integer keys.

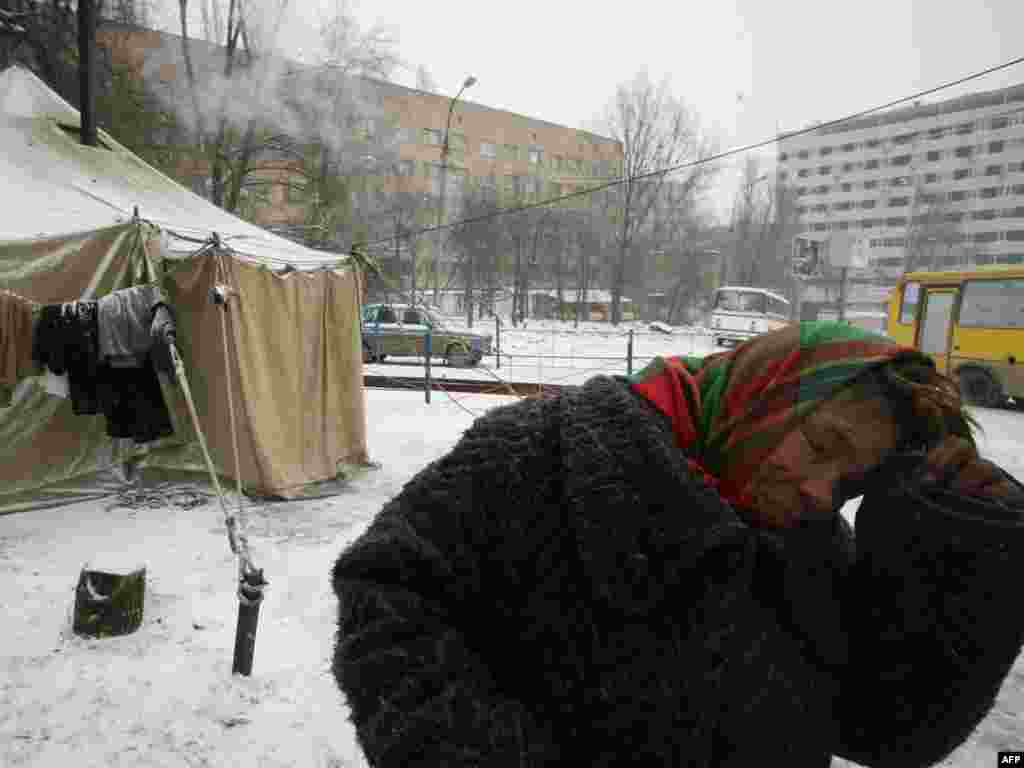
[
  {"left": 959, "top": 279, "right": 1024, "bottom": 328},
  {"left": 899, "top": 282, "right": 920, "bottom": 324},
  {"left": 716, "top": 290, "right": 766, "bottom": 313},
  {"left": 767, "top": 296, "right": 791, "bottom": 317}
]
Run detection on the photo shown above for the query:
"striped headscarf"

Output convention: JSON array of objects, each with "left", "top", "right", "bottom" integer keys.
[{"left": 628, "top": 321, "right": 925, "bottom": 527}]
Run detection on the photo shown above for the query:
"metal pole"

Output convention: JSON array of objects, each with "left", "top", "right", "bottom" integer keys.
[
  {"left": 424, "top": 330, "right": 432, "bottom": 404},
  {"left": 434, "top": 77, "right": 476, "bottom": 308},
  {"left": 495, "top": 315, "right": 501, "bottom": 369},
  {"left": 627, "top": 328, "right": 634, "bottom": 376},
  {"left": 77, "top": 0, "right": 97, "bottom": 146},
  {"left": 838, "top": 266, "right": 849, "bottom": 323}
]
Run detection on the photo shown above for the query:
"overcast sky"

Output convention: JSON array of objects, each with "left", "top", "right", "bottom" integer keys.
[{"left": 160, "top": 0, "right": 1024, "bottom": 220}]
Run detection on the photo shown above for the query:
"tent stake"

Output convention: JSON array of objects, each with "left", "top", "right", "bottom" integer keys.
[{"left": 167, "top": 340, "right": 266, "bottom": 676}]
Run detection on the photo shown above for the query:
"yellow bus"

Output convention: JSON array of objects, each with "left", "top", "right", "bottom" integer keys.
[{"left": 887, "top": 266, "right": 1024, "bottom": 407}]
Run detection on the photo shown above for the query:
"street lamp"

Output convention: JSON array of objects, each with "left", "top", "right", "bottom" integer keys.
[{"left": 434, "top": 75, "right": 477, "bottom": 307}]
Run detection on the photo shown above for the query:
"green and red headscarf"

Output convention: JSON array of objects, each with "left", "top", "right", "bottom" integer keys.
[{"left": 628, "top": 321, "right": 925, "bottom": 527}]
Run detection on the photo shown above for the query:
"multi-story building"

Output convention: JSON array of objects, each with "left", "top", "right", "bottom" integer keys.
[
  {"left": 777, "top": 82, "right": 1024, "bottom": 279},
  {"left": 95, "top": 22, "right": 623, "bottom": 289}
]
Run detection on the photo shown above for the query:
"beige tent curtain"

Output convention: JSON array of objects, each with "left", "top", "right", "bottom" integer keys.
[{"left": 164, "top": 250, "right": 368, "bottom": 498}]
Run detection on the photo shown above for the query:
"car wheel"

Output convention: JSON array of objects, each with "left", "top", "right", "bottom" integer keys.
[
  {"left": 958, "top": 367, "right": 1002, "bottom": 408},
  {"left": 445, "top": 344, "right": 471, "bottom": 368}
]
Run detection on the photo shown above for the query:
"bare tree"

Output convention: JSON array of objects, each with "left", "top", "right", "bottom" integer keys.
[
  {"left": 905, "top": 184, "right": 963, "bottom": 272},
  {"left": 602, "top": 73, "right": 716, "bottom": 324}
]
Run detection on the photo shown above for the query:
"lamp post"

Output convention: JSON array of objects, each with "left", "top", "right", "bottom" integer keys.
[{"left": 434, "top": 75, "right": 477, "bottom": 308}]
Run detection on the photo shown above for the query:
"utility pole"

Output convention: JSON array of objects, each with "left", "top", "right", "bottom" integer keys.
[{"left": 434, "top": 75, "right": 477, "bottom": 309}]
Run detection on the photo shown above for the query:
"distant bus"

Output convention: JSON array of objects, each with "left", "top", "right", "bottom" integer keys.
[
  {"left": 709, "top": 286, "right": 792, "bottom": 347},
  {"left": 887, "top": 266, "right": 1024, "bottom": 407}
]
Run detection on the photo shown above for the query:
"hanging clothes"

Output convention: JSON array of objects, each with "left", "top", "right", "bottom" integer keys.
[
  {"left": 97, "top": 285, "right": 174, "bottom": 367},
  {"left": 0, "top": 290, "right": 39, "bottom": 406},
  {"left": 95, "top": 284, "right": 178, "bottom": 444},
  {"left": 31, "top": 301, "right": 101, "bottom": 415}
]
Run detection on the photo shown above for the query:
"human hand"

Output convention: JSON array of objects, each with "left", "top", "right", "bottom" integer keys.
[{"left": 917, "top": 436, "right": 1023, "bottom": 503}]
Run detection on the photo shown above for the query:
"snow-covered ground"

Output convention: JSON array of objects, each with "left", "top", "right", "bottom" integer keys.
[{"left": 2, "top": 324, "right": 1023, "bottom": 767}]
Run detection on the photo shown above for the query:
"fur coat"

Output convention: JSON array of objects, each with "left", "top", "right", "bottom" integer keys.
[{"left": 332, "top": 375, "right": 1024, "bottom": 767}]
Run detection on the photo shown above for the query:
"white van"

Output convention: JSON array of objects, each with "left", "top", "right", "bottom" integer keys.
[{"left": 709, "top": 286, "right": 792, "bottom": 347}]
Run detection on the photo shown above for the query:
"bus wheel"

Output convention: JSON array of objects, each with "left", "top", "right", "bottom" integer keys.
[{"left": 958, "top": 368, "right": 1002, "bottom": 408}]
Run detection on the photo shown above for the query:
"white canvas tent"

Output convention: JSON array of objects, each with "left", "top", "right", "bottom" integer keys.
[{"left": 0, "top": 66, "right": 368, "bottom": 513}]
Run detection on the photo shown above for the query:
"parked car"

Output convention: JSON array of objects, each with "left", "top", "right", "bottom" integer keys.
[{"left": 361, "top": 303, "right": 493, "bottom": 367}]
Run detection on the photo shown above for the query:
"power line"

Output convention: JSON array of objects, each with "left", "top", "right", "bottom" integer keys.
[{"left": 352, "top": 52, "right": 1024, "bottom": 252}]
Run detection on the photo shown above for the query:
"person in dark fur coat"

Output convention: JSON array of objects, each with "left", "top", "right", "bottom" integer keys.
[{"left": 331, "top": 321, "right": 1024, "bottom": 768}]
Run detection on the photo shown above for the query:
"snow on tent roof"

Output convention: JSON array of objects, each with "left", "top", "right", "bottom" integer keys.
[{"left": 0, "top": 65, "right": 349, "bottom": 271}]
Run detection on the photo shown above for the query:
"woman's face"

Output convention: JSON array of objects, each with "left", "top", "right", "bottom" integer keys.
[{"left": 745, "top": 396, "right": 900, "bottom": 525}]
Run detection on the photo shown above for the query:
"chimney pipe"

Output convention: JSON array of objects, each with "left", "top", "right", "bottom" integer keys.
[{"left": 77, "top": 0, "right": 97, "bottom": 146}]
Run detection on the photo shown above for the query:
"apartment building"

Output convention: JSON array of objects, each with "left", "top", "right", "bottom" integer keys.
[
  {"left": 95, "top": 22, "right": 623, "bottom": 278},
  {"left": 777, "top": 82, "right": 1024, "bottom": 279}
]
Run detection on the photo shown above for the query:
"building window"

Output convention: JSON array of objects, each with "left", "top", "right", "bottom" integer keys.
[
  {"left": 842, "top": 162, "right": 855, "bottom": 172},
  {"left": 818, "top": 165, "right": 832, "bottom": 175},
  {"left": 953, "top": 168, "right": 972, "bottom": 180},
  {"left": 989, "top": 140, "right": 1005, "bottom": 154},
  {"left": 819, "top": 146, "right": 833, "bottom": 156},
  {"left": 991, "top": 117, "right": 1010, "bottom": 130},
  {"left": 812, "top": 223, "right": 829, "bottom": 231},
  {"left": 862, "top": 219, "right": 875, "bottom": 229},
  {"left": 927, "top": 127, "right": 946, "bottom": 140},
  {"left": 890, "top": 175, "right": 911, "bottom": 187},
  {"left": 797, "top": 169, "right": 810, "bottom": 178},
  {"left": 797, "top": 186, "right": 808, "bottom": 196},
  {"left": 1003, "top": 206, "right": 1024, "bottom": 218},
  {"left": 796, "top": 206, "right": 808, "bottom": 215},
  {"left": 973, "top": 231, "right": 999, "bottom": 244},
  {"left": 778, "top": 152, "right": 789, "bottom": 162},
  {"left": 840, "top": 182, "right": 852, "bottom": 192},
  {"left": 954, "top": 146, "right": 973, "bottom": 158},
  {"left": 956, "top": 122, "right": 974, "bottom": 135},
  {"left": 926, "top": 151, "right": 941, "bottom": 162},
  {"left": 423, "top": 128, "right": 443, "bottom": 145},
  {"left": 1013, "top": 184, "right": 1024, "bottom": 195},
  {"left": 972, "top": 209, "right": 997, "bottom": 221},
  {"left": 1009, "top": 162, "right": 1024, "bottom": 173},
  {"left": 924, "top": 173, "right": 940, "bottom": 183},
  {"left": 885, "top": 216, "right": 907, "bottom": 227},
  {"left": 396, "top": 158, "right": 415, "bottom": 176},
  {"left": 834, "top": 201, "right": 852, "bottom": 211},
  {"left": 528, "top": 145, "right": 544, "bottom": 165},
  {"left": 890, "top": 154, "right": 912, "bottom": 167},
  {"left": 813, "top": 185, "right": 830, "bottom": 194},
  {"left": 813, "top": 203, "right": 828, "bottom": 213},
  {"left": 950, "top": 190, "right": 970, "bottom": 202},
  {"left": 778, "top": 171, "right": 789, "bottom": 181},
  {"left": 945, "top": 211, "right": 965, "bottom": 223},
  {"left": 986, "top": 164, "right": 1003, "bottom": 176},
  {"left": 866, "top": 139, "right": 881, "bottom": 149},
  {"left": 893, "top": 133, "right": 917, "bottom": 145},
  {"left": 837, "top": 221, "right": 850, "bottom": 230},
  {"left": 797, "top": 149, "right": 810, "bottom": 159},
  {"left": 842, "top": 143, "right": 857, "bottom": 152},
  {"left": 980, "top": 186, "right": 1003, "bottom": 199},
  {"left": 865, "top": 159, "right": 880, "bottom": 169},
  {"left": 1009, "top": 230, "right": 1024, "bottom": 242},
  {"left": 888, "top": 196, "right": 910, "bottom": 207},
  {"left": 480, "top": 141, "right": 497, "bottom": 159},
  {"left": 864, "top": 180, "right": 879, "bottom": 190},
  {"left": 861, "top": 199, "right": 877, "bottom": 209}
]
